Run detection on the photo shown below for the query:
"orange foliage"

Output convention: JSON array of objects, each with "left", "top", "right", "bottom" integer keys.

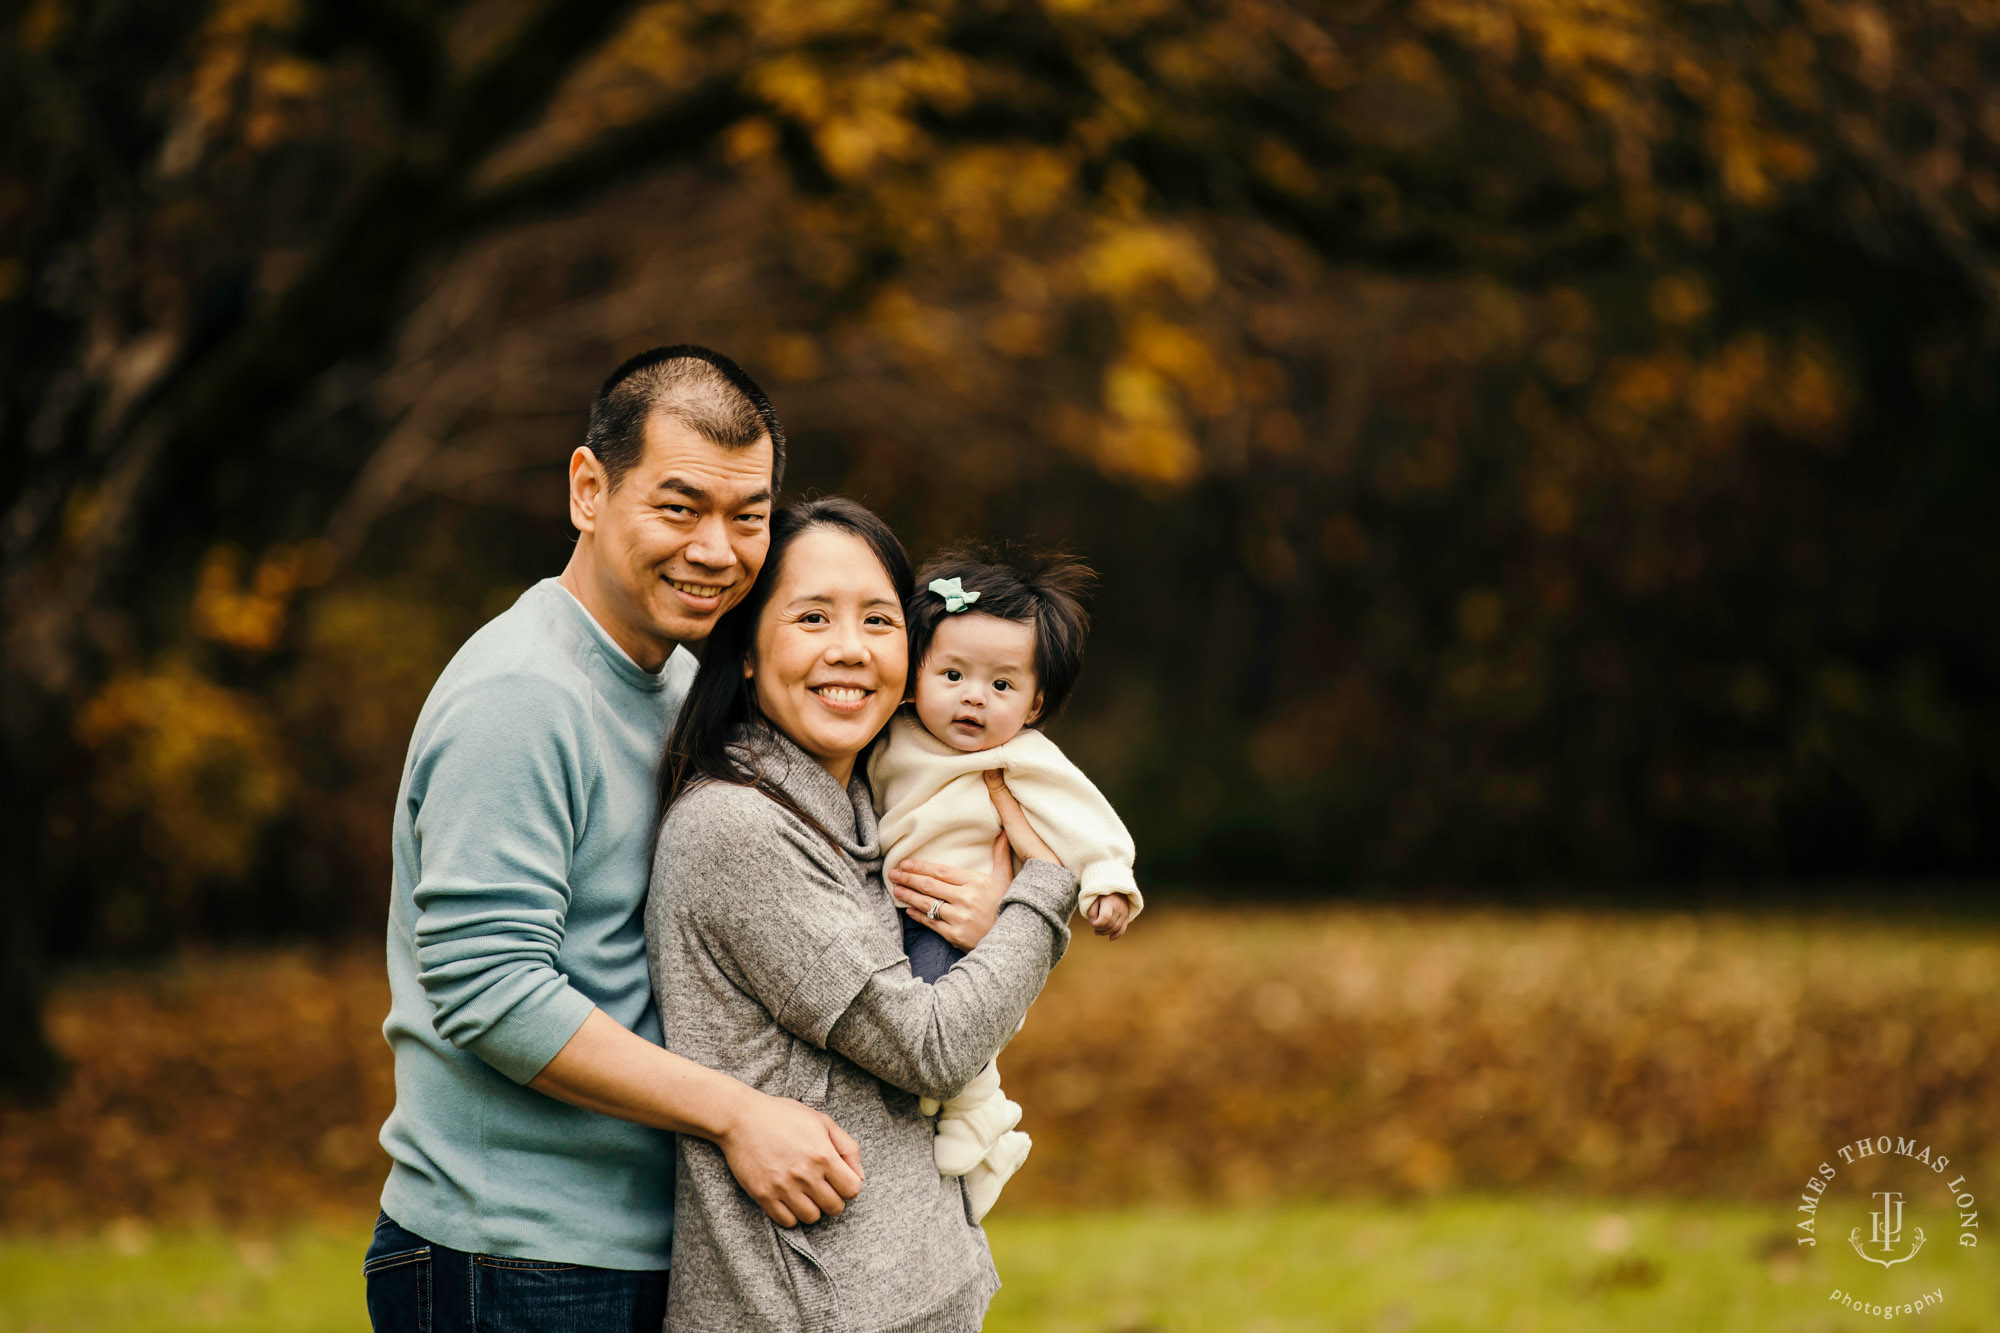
[{"left": 5, "top": 909, "right": 1995, "bottom": 1231}]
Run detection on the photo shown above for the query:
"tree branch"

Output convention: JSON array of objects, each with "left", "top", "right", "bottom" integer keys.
[{"left": 453, "top": 78, "right": 756, "bottom": 233}]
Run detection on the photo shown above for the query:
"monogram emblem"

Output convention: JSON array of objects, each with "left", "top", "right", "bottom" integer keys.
[{"left": 1848, "top": 1191, "right": 1926, "bottom": 1268}]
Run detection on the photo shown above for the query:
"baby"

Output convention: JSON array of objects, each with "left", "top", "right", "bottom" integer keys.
[{"left": 869, "top": 545, "right": 1142, "bottom": 1222}]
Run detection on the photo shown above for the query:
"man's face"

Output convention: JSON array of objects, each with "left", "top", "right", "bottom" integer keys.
[{"left": 572, "top": 414, "right": 774, "bottom": 657}]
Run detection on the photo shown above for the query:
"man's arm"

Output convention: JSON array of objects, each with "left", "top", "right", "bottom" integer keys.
[
  {"left": 529, "top": 1009, "right": 863, "bottom": 1228},
  {"left": 408, "top": 676, "right": 861, "bottom": 1226}
]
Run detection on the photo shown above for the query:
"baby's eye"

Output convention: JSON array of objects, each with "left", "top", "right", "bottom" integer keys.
[
  {"left": 943, "top": 669, "right": 961, "bottom": 682},
  {"left": 993, "top": 679, "right": 1012, "bottom": 691}
]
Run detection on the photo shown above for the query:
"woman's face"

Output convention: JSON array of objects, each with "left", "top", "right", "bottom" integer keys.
[{"left": 747, "top": 526, "right": 908, "bottom": 784}]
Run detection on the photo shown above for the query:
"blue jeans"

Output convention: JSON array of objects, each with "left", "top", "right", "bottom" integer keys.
[
  {"left": 363, "top": 1212, "right": 668, "bottom": 1333},
  {"left": 903, "top": 913, "right": 964, "bottom": 984}
]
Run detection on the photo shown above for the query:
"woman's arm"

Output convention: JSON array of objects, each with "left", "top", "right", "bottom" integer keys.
[
  {"left": 825, "top": 858, "right": 1075, "bottom": 1101},
  {"left": 662, "top": 785, "right": 1077, "bottom": 1104}
]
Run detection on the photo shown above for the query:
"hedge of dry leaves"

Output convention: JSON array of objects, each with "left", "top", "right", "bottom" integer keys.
[{"left": 3, "top": 906, "right": 1996, "bottom": 1232}]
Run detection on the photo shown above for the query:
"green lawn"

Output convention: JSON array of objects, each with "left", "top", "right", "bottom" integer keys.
[{"left": 3, "top": 1198, "right": 1993, "bottom": 1332}]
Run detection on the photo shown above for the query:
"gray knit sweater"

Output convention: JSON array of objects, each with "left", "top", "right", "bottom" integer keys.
[{"left": 645, "top": 723, "right": 1078, "bottom": 1332}]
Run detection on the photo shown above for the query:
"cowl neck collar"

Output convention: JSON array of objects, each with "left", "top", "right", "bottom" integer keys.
[{"left": 726, "top": 722, "right": 881, "bottom": 864}]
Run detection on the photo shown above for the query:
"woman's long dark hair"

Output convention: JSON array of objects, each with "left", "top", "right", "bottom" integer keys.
[{"left": 663, "top": 497, "right": 915, "bottom": 837}]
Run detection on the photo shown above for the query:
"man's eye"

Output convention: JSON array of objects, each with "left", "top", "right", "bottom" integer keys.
[
  {"left": 737, "top": 512, "right": 767, "bottom": 525},
  {"left": 661, "top": 504, "right": 692, "bottom": 516}
]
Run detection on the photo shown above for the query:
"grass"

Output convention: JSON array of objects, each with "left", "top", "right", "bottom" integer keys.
[{"left": 5, "top": 1197, "right": 1996, "bottom": 1333}]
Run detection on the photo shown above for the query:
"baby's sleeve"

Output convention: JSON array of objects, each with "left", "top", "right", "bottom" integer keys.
[{"left": 999, "top": 733, "right": 1142, "bottom": 921}]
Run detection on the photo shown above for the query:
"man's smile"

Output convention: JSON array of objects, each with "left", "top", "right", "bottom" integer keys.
[{"left": 665, "top": 576, "right": 730, "bottom": 610}]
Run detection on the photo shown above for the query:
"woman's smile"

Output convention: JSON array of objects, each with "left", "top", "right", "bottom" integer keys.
[
  {"left": 810, "top": 682, "right": 875, "bottom": 712},
  {"left": 748, "top": 526, "right": 909, "bottom": 784}
]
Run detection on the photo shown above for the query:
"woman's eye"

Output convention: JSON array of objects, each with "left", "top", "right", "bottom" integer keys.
[{"left": 801, "top": 611, "right": 827, "bottom": 625}]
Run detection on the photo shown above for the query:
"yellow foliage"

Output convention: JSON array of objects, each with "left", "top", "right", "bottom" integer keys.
[
  {"left": 182, "top": 0, "right": 307, "bottom": 155},
  {"left": 19, "top": 0, "right": 65, "bottom": 51},
  {"left": 1778, "top": 333, "right": 1848, "bottom": 441},
  {"left": 75, "top": 659, "right": 292, "bottom": 884},
  {"left": 1095, "top": 360, "right": 1202, "bottom": 485},
  {"left": 1457, "top": 589, "right": 1507, "bottom": 643},
  {"left": 191, "top": 542, "right": 329, "bottom": 654},
  {"left": 1123, "top": 315, "right": 1231, "bottom": 416},
  {"left": 1080, "top": 220, "right": 1216, "bottom": 303},
  {"left": 764, "top": 331, "right": 823, "bottom": 381},
  {"left": 1649, "top": 272, "right": 1712, "bottom": 326}
]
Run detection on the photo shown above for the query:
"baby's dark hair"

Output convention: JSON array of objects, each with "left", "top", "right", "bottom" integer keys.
[{"left": 906, "top": 544, "right": 1097, "bottom": 723}]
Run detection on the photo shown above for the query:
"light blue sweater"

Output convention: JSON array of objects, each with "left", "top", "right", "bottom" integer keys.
[{"left": 377, "top": 578, "right": 696, "bottom": 1270}]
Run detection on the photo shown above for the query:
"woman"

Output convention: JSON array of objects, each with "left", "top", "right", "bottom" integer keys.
[{"left": 644, "top": 497, "right": 1077, "bottom": 1332}]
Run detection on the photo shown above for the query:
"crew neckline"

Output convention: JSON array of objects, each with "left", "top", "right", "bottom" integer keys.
[{"left": 543, "top": 579, "right": 676, "bottom": 692}]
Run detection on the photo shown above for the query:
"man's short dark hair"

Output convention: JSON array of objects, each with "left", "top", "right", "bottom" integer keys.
[
  {"left": 584, "top": 345, "right": 786, "bottom": 491},
  {"left": 905, "top": 544, "right": 1096, "bottom": 722}
]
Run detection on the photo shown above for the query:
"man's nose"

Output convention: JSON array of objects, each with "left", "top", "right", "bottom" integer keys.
[{"left": 682, "top": 516, "right": 739, "bottom": 571}]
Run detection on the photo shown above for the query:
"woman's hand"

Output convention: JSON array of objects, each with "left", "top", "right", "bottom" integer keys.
[
  {"left": 887, "top": 771, "right": 1062, "bottom": 949},
  {"left": 888, "top": 836, "right": 1006, "bottom": 951}
]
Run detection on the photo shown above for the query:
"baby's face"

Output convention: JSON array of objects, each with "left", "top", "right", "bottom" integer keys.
[{"left": 913, "top": 612, "right": 1043, "bottom": 753}]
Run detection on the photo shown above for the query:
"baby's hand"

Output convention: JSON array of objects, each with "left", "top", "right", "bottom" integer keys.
[{"left": 1086, "top": 894, "right": 1132, "bottom": 941}]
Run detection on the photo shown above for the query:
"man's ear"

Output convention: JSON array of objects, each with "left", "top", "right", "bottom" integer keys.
[{"left": 568, "top": 446, "right": 608, "bottom": 533}]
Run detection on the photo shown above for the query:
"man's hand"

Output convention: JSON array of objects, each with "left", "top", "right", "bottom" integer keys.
[
  {"left": 528, "top": 1009, "right": 864, "bottom": 1227},
  {"left": 718, "top": 1091, "right": 866, "bottom": 1228}
]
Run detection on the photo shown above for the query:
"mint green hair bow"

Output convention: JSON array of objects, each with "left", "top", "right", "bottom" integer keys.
[{"left": 928, "top": 577, "right": 981, "bottom": 613}]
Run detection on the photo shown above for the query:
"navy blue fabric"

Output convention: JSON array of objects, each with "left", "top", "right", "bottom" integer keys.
[
  {"left": 364, "top": 1212, "right": 667, "bottom": 1333},
  {"left": 902, "top": 913, "right": 965, "bottom": 984}
]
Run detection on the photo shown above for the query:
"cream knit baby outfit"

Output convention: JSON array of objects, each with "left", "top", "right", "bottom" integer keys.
[{"left": 869, "top": 712, "right": 1142, "bottom": 1218}]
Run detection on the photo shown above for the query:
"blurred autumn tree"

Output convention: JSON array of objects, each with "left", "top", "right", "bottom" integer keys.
[{"left": 4, "top": 0, "right": 1998, "bottom": 1095}]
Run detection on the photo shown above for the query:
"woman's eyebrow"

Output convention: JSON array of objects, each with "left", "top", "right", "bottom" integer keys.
[{"left": 785, "top": 592, "right": 902, "bottom": 610}]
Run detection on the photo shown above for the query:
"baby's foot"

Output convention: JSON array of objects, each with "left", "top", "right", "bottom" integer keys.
[
  {"left": 964, "top": 1131, "right": 1033, "bottom": 1222},
  {"left": 935, "top": 1095, "right": 1022, "bottom": 1177}
]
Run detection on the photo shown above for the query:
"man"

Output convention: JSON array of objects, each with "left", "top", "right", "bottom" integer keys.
[{"left": 366, "top": 347, "right": 864, "bottom": 1331}]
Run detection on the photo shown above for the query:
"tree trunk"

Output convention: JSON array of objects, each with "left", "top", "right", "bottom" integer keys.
[{"left": 0, "top": 696, "right": 65, "bottom": 1103}]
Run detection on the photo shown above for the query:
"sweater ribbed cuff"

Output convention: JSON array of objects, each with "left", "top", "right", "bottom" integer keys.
[
  {"left": 1078, "top": 864, "right": 1142, "bottom": 919},
  {"left": 999, "top": 859, "right": 1078, "bottom": 964},
  {"left": 461, "top": 982, "right": 597, "bottom": 1086}
]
